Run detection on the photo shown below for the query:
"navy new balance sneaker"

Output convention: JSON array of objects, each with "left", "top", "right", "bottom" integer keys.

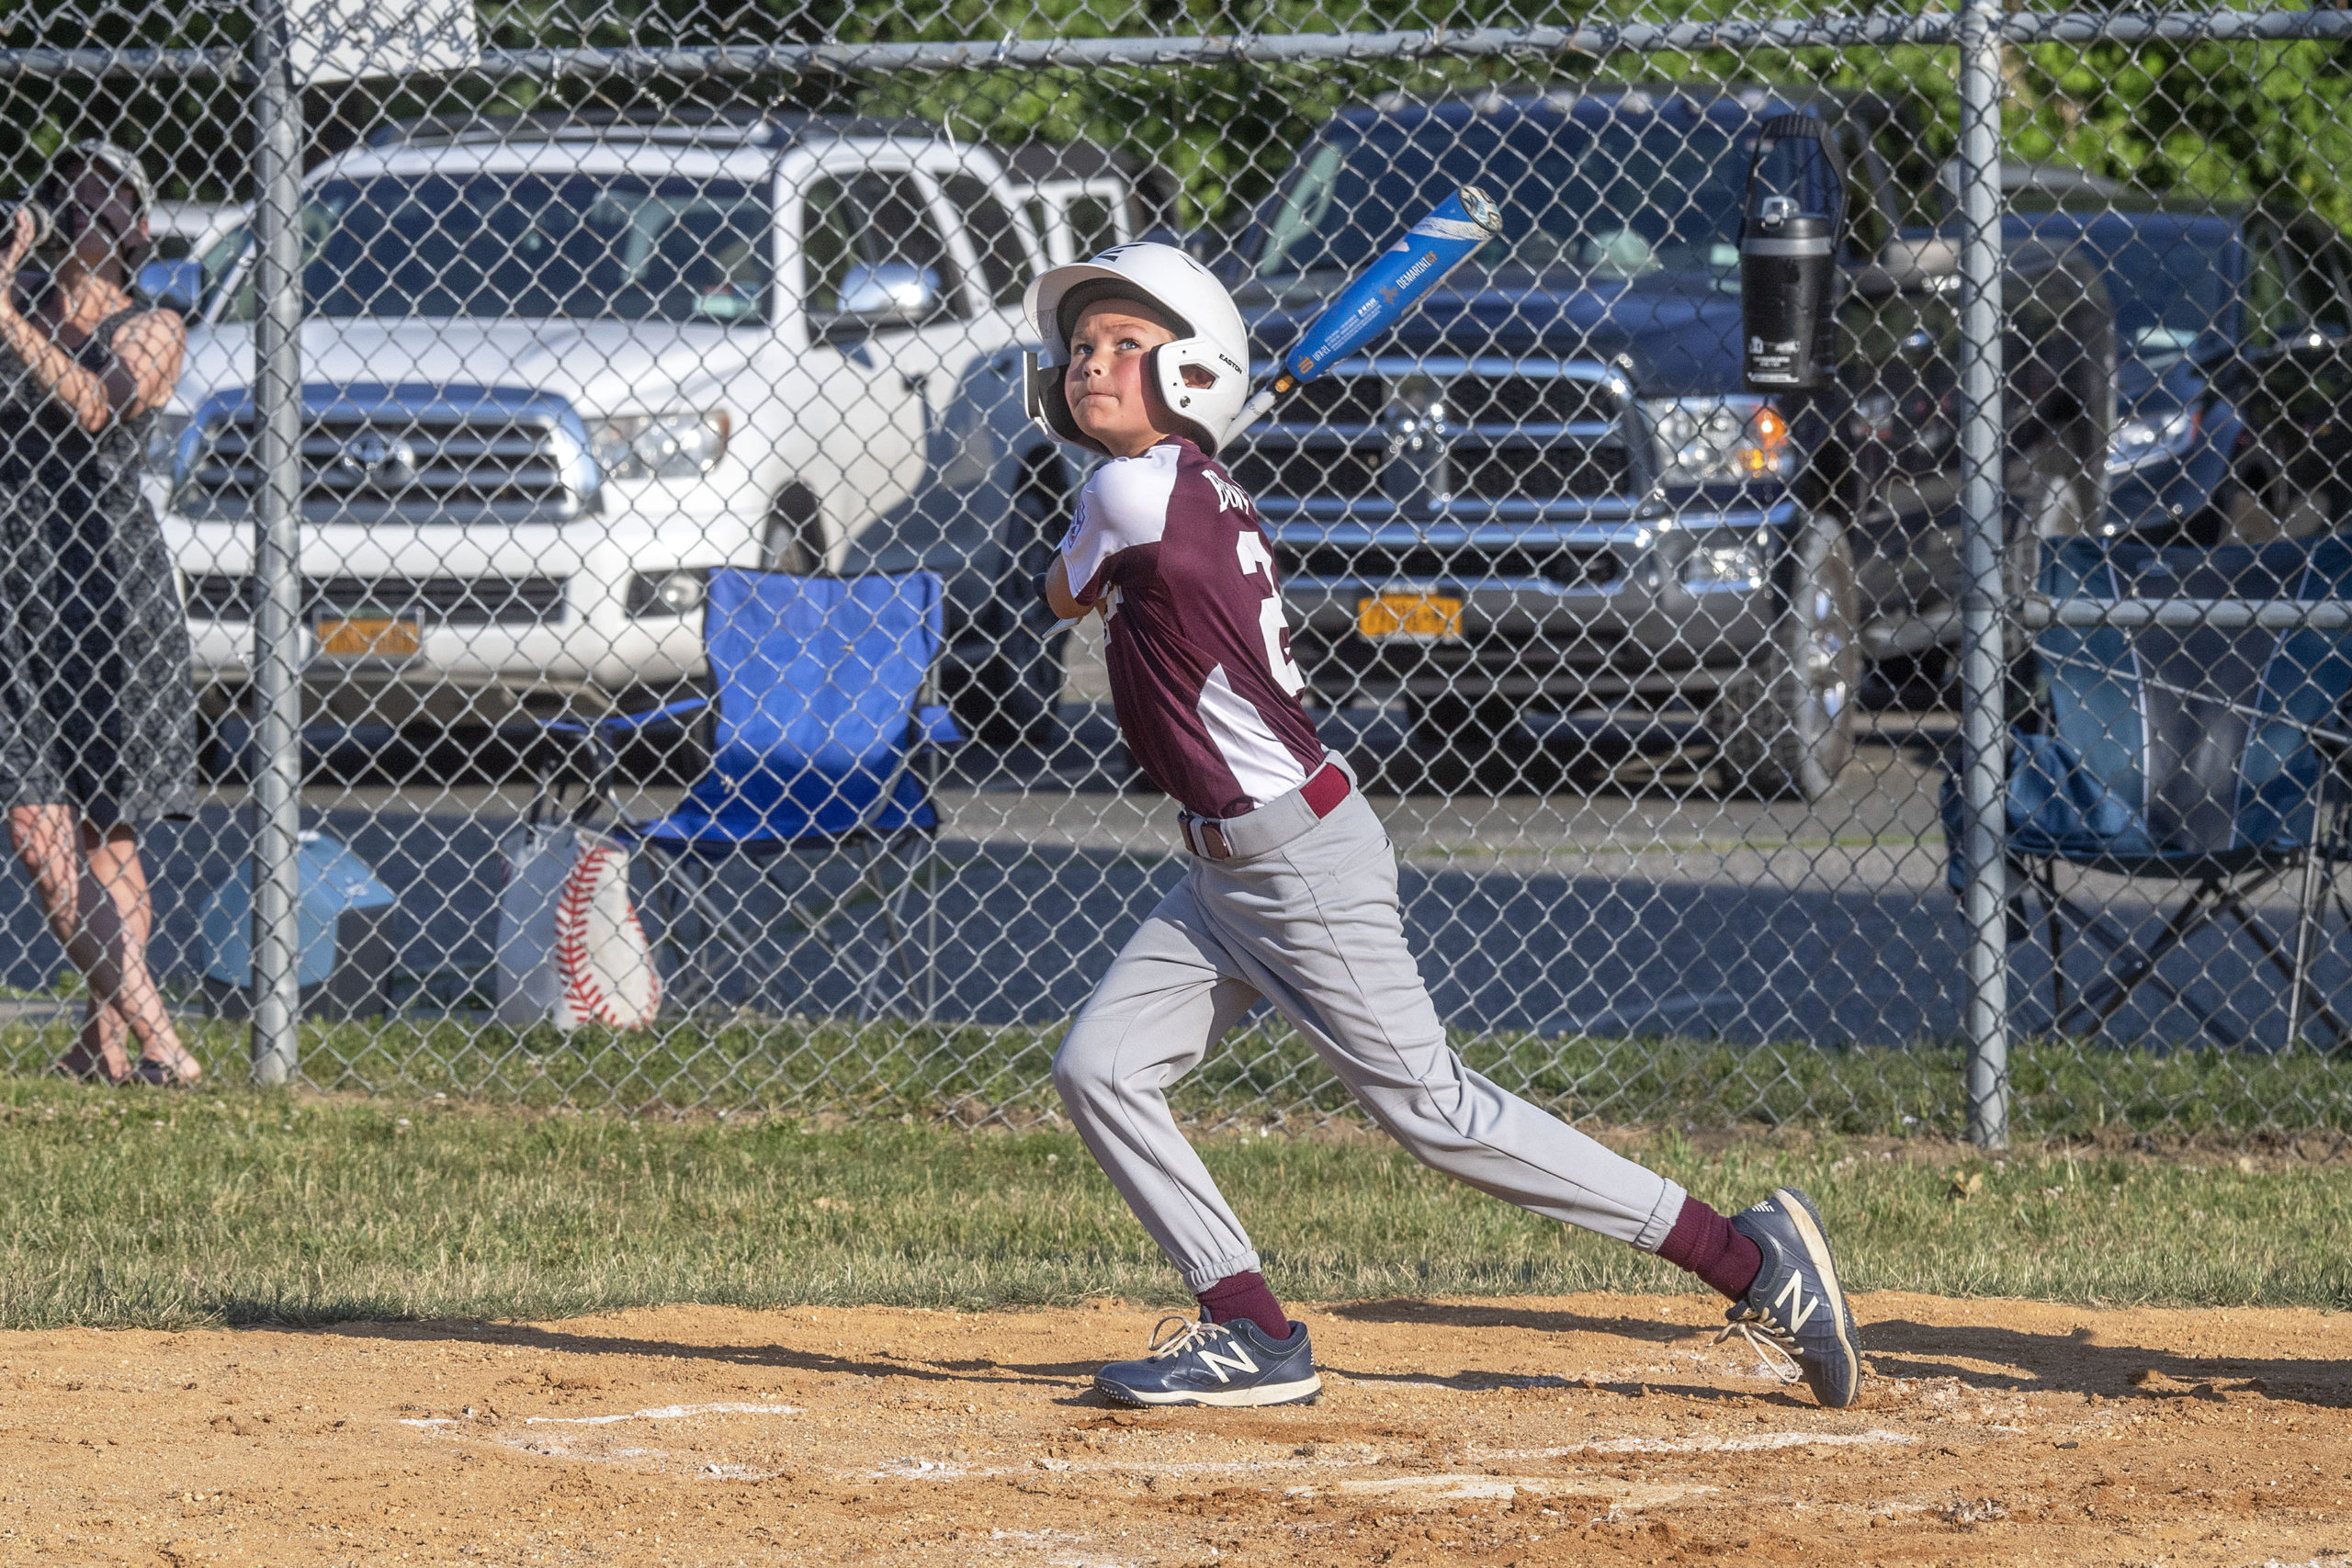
[
  {"left": 1094, "top": 1315, "right": 1322, "bottom": 1408},
  {"left": 1724, "top": 1187, "right": 1865, "bottom": 1408}
]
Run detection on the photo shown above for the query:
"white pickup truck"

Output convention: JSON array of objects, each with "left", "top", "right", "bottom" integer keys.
[{"left": 164, "top": 110, "right": 1077, "bottom": 745}]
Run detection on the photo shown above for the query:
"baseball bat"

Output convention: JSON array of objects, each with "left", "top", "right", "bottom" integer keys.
[{"left": 1225, "top": 185, "right": 1506, "bottom": 440}]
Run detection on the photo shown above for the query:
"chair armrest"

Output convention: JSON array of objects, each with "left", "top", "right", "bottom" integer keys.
[
  {"left": 542, "top": 697, "right": 709, "bottom": 736},
  {"left": 2016, "top": 594, "right": 2352, "bottom": 630},
  {"left": 523, "top": 698, "right": 710, "bottom": 826},
  {"left": 917, "top": 705, "right": 963, "bottom": 747}
]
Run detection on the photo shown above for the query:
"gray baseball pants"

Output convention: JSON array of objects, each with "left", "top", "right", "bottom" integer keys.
[{"left": 1052, "top": 770, "right": 1688, "bottom": 1294}]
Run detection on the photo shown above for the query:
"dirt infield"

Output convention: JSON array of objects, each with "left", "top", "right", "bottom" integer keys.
[{"left": 5, "top": 1292, "right": 2349, "bottom": 1566}]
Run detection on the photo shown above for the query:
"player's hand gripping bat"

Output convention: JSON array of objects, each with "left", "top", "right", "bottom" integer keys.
[{"left": 1224, "top": 185, "right": 1506, "bottom": 441}]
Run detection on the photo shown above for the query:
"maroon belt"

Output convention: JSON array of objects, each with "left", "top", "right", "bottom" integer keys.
[{"left": 1181, "top": 762, "right": 1351, "bottom": 862}]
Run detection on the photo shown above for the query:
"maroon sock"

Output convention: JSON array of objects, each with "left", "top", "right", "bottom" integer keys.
[
  {"left": 1656, "top": 1198, "right": 1765, "bottom": 1302},
  {"left": 1196, "top": 1271, "right": 1292, "bottom": 1342}
]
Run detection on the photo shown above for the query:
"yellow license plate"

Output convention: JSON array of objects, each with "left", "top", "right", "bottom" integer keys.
[
  {"left": 1357, "top": 592, "right": 1464, "bottom": 642},
  {"left": 316, "top": 616, "right": 421, "bottom": 658}
]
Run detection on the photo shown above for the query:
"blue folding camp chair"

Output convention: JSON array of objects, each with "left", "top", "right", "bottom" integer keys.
[
  {"left": 1945, "top": 536, "right": 2352, "bottom": 1049},
  {"left": 531, "top": 569, "right": 960, "bottom": 1019}
]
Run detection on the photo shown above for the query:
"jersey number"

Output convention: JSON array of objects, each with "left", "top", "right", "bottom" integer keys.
[{"left": 1235, "top": 534, "right": 1307, "bottom": 696}]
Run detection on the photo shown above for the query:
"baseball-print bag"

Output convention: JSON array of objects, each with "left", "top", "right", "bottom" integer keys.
[{"left": 494, "top": 822, "right": 662, "bottom": 1031}]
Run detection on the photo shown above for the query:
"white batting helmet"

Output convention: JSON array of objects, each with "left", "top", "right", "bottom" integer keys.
[{"left": 1023, "top": 243, "right": 1250, "bottom": 457}]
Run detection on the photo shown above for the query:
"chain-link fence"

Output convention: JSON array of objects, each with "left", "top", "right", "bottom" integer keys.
[{"left": 4, "top": 2, "right": 2352, "bottom": 1144}]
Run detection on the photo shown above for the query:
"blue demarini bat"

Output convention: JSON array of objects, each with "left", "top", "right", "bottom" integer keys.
[{"left": 1225, "top": 185, "right": 1505, "bottom": 440}]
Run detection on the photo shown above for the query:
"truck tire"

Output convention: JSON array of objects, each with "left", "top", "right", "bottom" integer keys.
[
  {"left": 2219, "top": 447, "right": 2333, "bottom": 543},
  {"left": 762, "top": 483, "right": 825, "bottom": 575},
  {"left": 2003, "top": 436, "right": 2098, "bottom": 599},
  {"left": 1404, "top": 691, "right": 1520, "bottom": 791},
  {"left": 1707, "top": 515, "right": 1859, "bottom": 802}
]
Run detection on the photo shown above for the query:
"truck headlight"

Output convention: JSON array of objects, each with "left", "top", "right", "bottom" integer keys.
[
  {"left": 591, "top": 410, "right": 731, "bottom": 481},
  {"left": 1644, "top": 396, "right": 1792, "bottom": 485},
  {"left": 627, "top": 569, "right": 710, "bottom": 617},
  {"left": 2107, "top": 406, "right": 2199, "bottom": 474},
  {"left": 1681, "top": 539, "right": 1766, "bottom": 593}
]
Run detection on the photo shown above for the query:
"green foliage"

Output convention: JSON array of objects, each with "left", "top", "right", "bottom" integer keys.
[{"left": 2010, "top": 38, "right": 2352, "bottom": 226}]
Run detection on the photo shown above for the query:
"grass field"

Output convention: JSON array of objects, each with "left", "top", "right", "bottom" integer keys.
[
  {"left": 5, "top": 1010, "right": 2350, "bottom": 1140},
  {"left": 6, "top": 1071, "right": 2350, "bottom": 1332}
]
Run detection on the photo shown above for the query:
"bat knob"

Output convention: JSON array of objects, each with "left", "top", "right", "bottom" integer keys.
[
  {"left": 1225, "top": 387, "right": 1281, "bottom": 443},
  {"left": 1459, "top": 186, "right": 1505, "bottom": 236}
]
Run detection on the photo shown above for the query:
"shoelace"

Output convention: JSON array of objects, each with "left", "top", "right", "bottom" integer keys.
[
  {"left": 1144, "top": 1314, "right": 1223, "bottom": 1361},
  {"left": 1713, "top": 1312, "right": 1804, "bottom": 1387}
]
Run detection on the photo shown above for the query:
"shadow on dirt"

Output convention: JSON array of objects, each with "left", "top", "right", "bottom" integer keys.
[{"left": 1866, "top": 1315, "right": 2352, "bottom": 1408}]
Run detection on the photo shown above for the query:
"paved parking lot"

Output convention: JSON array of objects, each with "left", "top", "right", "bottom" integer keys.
[{"left": 6, "top": 698, "right": 2341, "bottom": 1055}]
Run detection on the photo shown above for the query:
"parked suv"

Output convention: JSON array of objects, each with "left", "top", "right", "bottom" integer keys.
[
  {"left": 165, "top": 110, "right": 1075, "bottom": 744},
  {"left": 1222, "top": 88, "right": 2115, "bottom": 796}
]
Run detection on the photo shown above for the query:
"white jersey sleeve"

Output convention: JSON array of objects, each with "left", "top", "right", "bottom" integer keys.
[{"left": 1059, "top": 445, "right": 1182, "bottom": 603}]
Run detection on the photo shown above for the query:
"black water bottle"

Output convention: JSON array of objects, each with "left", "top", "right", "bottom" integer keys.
[{"left": 1740, "top": 114, "right": 1846, "bottom": 392}]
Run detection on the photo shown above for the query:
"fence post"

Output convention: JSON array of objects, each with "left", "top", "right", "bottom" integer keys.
[
  {"left": 247, "top": 0, "right": 306, "bottom": 1085},
  {"left": 1958, "top": 0, "right": 2011, "bottom": 1149}
]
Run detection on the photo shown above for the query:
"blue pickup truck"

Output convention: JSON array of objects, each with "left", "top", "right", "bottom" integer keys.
[{"left": 1219, "top": 87, "right": 2115, "bottom": 797}]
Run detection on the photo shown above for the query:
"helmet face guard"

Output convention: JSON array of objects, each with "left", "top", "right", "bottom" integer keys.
[
  {"left": 1145, "top": 336, "right": 1249, "bottom": 455},
  {"left": 1023, "top": 351, "right": 1085, "bottom": 451}
]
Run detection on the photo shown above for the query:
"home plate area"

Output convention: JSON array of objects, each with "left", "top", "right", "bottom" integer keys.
[{"left": 3, "top": 1295, "right": 2349, "bottom": 1565}]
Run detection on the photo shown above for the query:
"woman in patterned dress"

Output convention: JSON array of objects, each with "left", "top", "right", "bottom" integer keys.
[{"left": 0, "top": 141, "right": 201, "bottom": 1086}]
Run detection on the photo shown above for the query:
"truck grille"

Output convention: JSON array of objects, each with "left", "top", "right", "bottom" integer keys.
[
  {"left": 1453, "top": 443, "right": 1634, "bottom": 500},
  {"left": 1227, "top": 358, "right": 1634, "bottom": 507},
  {"left": 186, "top": 574, "right": 569, "bottom": 626},
  {"left": 175, "top": 387, "right": 597, "bottom": 525},
  {"left": 1273, "top": 541, "right": 1620, "bottom": 589},
  {"left": 1228, "top": 447, "right": 1384, "bottom": 500},
  {"left": 1232, "top": 439, "right": 1630, "bottom": 503},
  {"left": 1447, "top": 374, "right": 1621, "bottom": 427}
]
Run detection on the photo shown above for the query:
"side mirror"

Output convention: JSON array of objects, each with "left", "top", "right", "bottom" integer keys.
[
  {"left": 138, "top": 257, "right": 204, "bottom": 317},
  {"left": 813, "top": 262, "right": 941, "bottom": 340}
]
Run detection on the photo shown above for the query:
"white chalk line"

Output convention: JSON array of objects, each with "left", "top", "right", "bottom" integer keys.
[
  {"left": 399, "top": 1401, "right": 799, "bottom": 1430},
  {"left": 401, "top": 1402, "right": 805, "bottom": 1483},
  {"left": 1330, "top": 1475, "right": 1716, "bottom": 1508},
  {"left": 403, "top": 1410, "right": 1910, "bottom": 1501},
  {"left": 1492, "top": 1427, "right": 1917, "bottom": 1459},
  {"left": 878, "top": 1427, "right": 1911, "bottom": 1484},
  {"left": 876, "top": 1451, "right": 1389, "bottom": 1483},
  {"left": 524, "top": 1401, "right": 801, "bottom": 1426}
]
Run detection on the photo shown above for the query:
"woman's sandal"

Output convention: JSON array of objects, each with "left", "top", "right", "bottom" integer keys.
[
  {"left": 47, "top": 1055, "right": 129, "bottom": 1087},
  {"left": 130, "top": 1055, "right": 200, "bottom": 1088}
]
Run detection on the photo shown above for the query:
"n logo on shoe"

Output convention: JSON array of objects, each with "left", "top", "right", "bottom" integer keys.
[
  {"left": 1194, "top": 1344, "right": 1260, "bottom": 1383},
  {"left": 1772, "top": 1272, "right": 1820, "bottom": 1332}
]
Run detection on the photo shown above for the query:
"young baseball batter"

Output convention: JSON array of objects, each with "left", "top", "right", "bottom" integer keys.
[{"left": 1025, "top": 243, "right": 1866, "bottom": 1410}]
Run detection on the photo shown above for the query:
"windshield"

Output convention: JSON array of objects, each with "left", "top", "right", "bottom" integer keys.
[
  {"left": 2061, "top": 216, "right": 2236, "bottom": 365},
  {"left": 1256, "top": 108, "right": 1754, "bottom": 281},
  {"left": 215, "top": 173, "right": 772, "bottom": 323}
]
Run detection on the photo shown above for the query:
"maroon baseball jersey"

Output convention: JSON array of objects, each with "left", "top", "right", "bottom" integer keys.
[{"left": 1062, "top": 438, "right": 1326, "bottom": 819}]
